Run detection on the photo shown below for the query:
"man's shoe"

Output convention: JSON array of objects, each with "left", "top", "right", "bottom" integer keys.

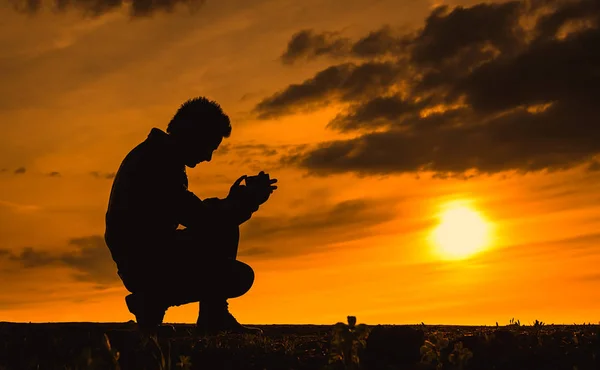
[
  {"left": 125, "top": 293, "right": 168, "bottom": 333},
  {"left": 195, "top": 300, "right": 263, "bottom": 336}
]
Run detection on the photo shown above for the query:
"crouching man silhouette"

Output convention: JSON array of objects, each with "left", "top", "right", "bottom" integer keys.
[{"left": 104, "top": 97, "right": 277, "bottom": 335}]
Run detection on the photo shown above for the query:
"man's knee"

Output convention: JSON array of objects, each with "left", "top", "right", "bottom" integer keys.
[
  {"left": 234, "top": 261, "right": 255, "bottom": 297},
  {"left": 209, "top": 260, "right": 254, "bottom": 299}
]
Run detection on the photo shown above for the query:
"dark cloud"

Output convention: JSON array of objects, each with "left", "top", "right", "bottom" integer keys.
[
  {"left": 216, "top": 142, "right": 231, "bottom": 155},
  {"left": 230, "top": 143, "right": 286, "bottom": 157},
  {"left": 410, "top": 2, "right": 526, "bottom": 67},
  {"left": 327, "top": 94, "right": 429, "bottom": 133},
  {"left": 14, "top": 167, "right": 26, "bottom": 175},
  {"left": 452, "top": 30, "right": 600, "bottom": 114},
  {"left": 255, "top": 0, "right": 600, "bottom": 178},
  {"left": 532, "top": 0, "right": 600, "bottom": 42},
  {"left": 576, "top": 273, "right": 600, "bottom": 282},
  {"left": 60, "top": 236, "right": 119, "bottom": 284},
  {"left": 217, "top": 143, "right": 294, "bottom": 172},
  {"left": 254, "top": 61, "right": 405, "bottom": 119},
  {"left": 586, "top": 161, "right": 600, "bottom": 172},
  {"left": 48, "top": 171, "right": 61, "bottom": 177},
  {"left": 276, "top": 3, "right": 524, "bottom": 66},
  {"left": 7, "top": 247, "right": 55, "bottom": 268},
  {"left": 90, "top": 171, "right": 116, "bottom": 179},
  {"left": 282, "top": 101, "right": 600, "bottom": 176},
  {"left": 9, "top": 0, "right": 207, "bottom": 19},
  {"left": 352, "top": 25, "right": 411, "bottom": 58},
  {"left": 280, "top": 29, "right": 351, "bottom": 65},
  {"left": 280, "top": 26, "right": 409, "bottom": 64},
  {"left": 1, "top": 235, "right": 119, "bottom": 286}
]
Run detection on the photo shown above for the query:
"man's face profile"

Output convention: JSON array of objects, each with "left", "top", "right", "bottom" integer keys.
[{"left": 180, "top": 129, "right": 223, "bottom": 168}]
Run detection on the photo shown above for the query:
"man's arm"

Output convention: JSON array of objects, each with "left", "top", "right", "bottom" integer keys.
[
  {"left": 176, "top": 188, "right": 258, "bottom": 228},
  {"left": 204, "top": 196, "right": 258, "bottom": 225},
  {"left": 151, "top": 161, "right": 257, "bottom": 228}
]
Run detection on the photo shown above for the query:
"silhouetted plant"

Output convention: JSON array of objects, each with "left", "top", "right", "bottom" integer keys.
[
  {"left": 176, "top": 355, "right": 192, "bottom": 369},
  {"left": 447, "top": 341, "right": 473, "bottom": 370},
  {"left": 328, "top": 315, "right": 370, "bottom": 369},
  {"left": 103, "top": 333, "right": 121, "bottom": 370},
  {"left": 509, "top": 318, "right": 521, "bottom": 327},
  {"left": 420, "top": 332, "right": 449, "bottom": 369},
  {"left": 3, "top": 322, "right": 600, "bottom": 369},
  {"left": 138, "top": 333, "right": 168, "bottom": 370}
]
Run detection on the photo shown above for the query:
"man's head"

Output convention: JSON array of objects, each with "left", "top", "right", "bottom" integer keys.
[{"left": 166, "top": 96, "right": 232, "bottom": 168}]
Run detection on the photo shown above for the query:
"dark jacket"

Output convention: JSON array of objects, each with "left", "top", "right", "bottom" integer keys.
[{"left": 104, "top": 128, "right": 252, "bottom": 273}]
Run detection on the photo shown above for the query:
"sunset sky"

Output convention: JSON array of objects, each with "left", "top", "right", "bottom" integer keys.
[{"left": 1, "top": 0, "right": 599, "bottom": 326}]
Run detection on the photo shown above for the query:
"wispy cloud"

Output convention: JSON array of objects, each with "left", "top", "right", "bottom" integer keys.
[
  {"left": 90, "top": 171, "right": 116, "bottom": 179},
  {"left": 0, "top": 235, "right": 119, "bottom": 286},
  {"left": 239, "top": 197, "right": 404, "bottom": 258},
  {"left": 0, "top": 200, "right": 41, "bottom": 213},
  {"left": 9, "top": 0, "right": 208, "bottom": 19}
]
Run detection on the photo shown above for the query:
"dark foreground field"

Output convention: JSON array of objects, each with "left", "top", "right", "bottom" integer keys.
[{"left": 1, "top": 320, "right": 599, "bottom": 370}]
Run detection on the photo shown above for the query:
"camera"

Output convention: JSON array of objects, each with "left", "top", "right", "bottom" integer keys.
[{"left": 245, "top": 172, "right": 269, "bottom": 187}]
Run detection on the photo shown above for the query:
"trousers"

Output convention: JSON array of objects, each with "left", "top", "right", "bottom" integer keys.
[{"left": 117, "top": 223, "right": 255, "bottom": 307}]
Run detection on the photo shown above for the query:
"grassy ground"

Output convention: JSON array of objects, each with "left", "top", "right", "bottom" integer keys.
[{"left": 0, "top": 320, "right": 598, "bottom": 369}]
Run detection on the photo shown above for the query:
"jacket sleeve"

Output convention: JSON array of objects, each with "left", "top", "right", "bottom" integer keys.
[
  {"left": 150, "top": 157, "right": 257, "bottom": 228},
  {"left": 203, "top": 196, "right": 258, "bottom": 225},
  {"left": 176, "top": 186, "right": 258, "bottom": 227}
]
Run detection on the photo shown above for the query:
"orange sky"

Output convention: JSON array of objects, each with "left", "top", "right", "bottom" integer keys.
[{"left": 1, "top": 0, "right": 599, "bottom": 325}]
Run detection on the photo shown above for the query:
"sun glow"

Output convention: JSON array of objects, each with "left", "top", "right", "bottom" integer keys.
[{"left": 429, "top": 201, "right": 492, "bottom": 260}]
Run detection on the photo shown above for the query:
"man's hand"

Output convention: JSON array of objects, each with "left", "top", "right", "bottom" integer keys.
[
  {"left": 227, "top": 174, "right": 247, "bottom": 202},
  {"left": 226, "top": 175, "right": 259, "bottom": 215},
  {"left": 245, "top": 171, "right": 278, "bottom": 207}
]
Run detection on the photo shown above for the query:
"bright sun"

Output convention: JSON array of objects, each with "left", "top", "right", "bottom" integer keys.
[{"left": 429, "top": 201, "right": 492, "bottom": 260}]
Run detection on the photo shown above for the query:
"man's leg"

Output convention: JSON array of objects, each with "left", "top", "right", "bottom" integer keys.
[
  {"left": 167, "top": 223, "right": 263, "bottom": 334},
  {"left": 174, "top": 221, "right": 240, "bottom": 261},
  {"left": 121, "top": 223, "right": 260, "bottom": 334},
  {"left": 167, "top": 259, "right": 255, "bottom": 305},
  {"left": 193, "top": 261, "right": 262, "bottom": 335},
  {"left": 121, "top": 260, "right": 255, "bottom": 333}
]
